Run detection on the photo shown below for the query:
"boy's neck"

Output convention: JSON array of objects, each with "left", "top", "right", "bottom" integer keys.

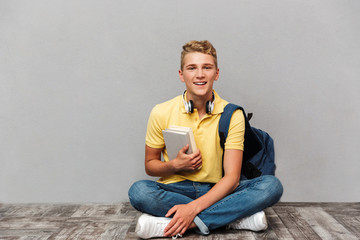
[{"left": 186, "top": 91, "right": 214, "bottom": 119}]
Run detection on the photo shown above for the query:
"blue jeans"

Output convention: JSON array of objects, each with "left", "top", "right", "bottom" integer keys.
[{"left": 128, "top": 175, "right": 283, "bottom": 235}]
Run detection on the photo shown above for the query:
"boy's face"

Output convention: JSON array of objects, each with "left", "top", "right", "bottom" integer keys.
[{"left": 179, "top": 52, "right": 219, "bottom": 100}]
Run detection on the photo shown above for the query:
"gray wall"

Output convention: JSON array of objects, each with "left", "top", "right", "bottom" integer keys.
[{"left": 1, "top": 0, "right": 359, "bottom": 203}]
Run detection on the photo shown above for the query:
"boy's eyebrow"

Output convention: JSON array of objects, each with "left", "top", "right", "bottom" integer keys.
[
  {"left": 184, "top": 64, "right": 197, "bottom": 69},
  {"left": 185, "top": 63, "right": 215, "bottom": 67}
]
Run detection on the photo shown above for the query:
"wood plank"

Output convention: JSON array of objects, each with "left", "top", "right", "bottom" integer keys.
[
  {"left": 297, "top": 206, "right": 358, "bottom": 240},
  {"left": 207, "top": 228, "right": 257, "bottom": 240},
  {"left": 98, "top": 222, "right": 130, "bottom": 240},
  {"left": 0, "top": 204, "right": 54, "bottom": 218},
  {"left": 332, "top": 216, "right": 360, "bottom": 239},
  {"left": 0, "top": 229, "right": 53, "bottom": 239},
  {"left": 272, "top": 205, "right": 322, "bottom": 240},
  {"left": 71, "top": 204, "right": 123, "bottom": 218},
  {"left": 321, "top": 202, "right": 360, "bottom": 237},
  {"left": 264, "top": 207, "right": 294, "bottom": 239}
]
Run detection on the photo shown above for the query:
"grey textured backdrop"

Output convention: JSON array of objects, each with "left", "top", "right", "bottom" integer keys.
[{"left": 1, "top": 0, "right": 359, "bottom": 203}]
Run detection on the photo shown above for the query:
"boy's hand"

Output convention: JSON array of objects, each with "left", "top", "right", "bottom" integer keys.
[
  {"left": 172, "top": 145, "right": 202, "bottom": 172},
  {"left": 163, "top": 203, "right": 198, "bottom": 237}
]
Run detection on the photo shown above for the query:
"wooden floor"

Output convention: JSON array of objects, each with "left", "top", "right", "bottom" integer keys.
[{"left": 0, "top": 202, "right": 359, "bottom": 239}]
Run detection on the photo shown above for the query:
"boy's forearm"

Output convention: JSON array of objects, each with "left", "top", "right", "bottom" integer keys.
[
  {"left": 188, "top": 174, "right": 240, "bottom": 214},
  {"left": 145, "top": 159, "right": 176, "bottom": 177},
  {"left": 145, "top": 145, "right": 178, "bottom": 177}
]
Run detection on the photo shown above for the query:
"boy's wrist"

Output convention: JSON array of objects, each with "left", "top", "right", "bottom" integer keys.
[
  {"left": 167, "top": 160, "right": 178, "bottom": 174},
  {"left": 188, "top": 200, "right": 203, "bottom": 215}
]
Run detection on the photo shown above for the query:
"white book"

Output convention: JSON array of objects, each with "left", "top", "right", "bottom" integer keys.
[{"left": 162, "top": 126, "right": 197, "bottom": 161}]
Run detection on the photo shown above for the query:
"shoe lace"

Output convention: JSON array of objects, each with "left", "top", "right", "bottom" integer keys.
[
  {"left": 172, "top": 233, "right": 182, "bottom": 239},
  {"left": 153, "top": 221, "right": 169, "bottom": 236},
  {"left": 153, "top": 221, "right": 182, "bottom": 239}
]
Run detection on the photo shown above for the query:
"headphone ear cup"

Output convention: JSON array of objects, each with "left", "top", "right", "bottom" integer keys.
[
  {"left": 206, "top": 100, "right": 214, "bottom": 114},
  {"left": 188, "top": 100, "right": 194, "bottom": 113},
  {"left": 184, "top": 101, "right": 189, "bottom": 113}
]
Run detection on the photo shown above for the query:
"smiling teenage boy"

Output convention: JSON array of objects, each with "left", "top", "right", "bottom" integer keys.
[{"left": 128, "top": 40, "right": 283, "bottom": 239}]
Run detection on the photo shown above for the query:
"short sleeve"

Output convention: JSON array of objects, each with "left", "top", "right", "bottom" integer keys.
[
  {"left": 224, "top": 109, "right": 245, "bottom": 150},
  {"left": 145, "top": 105, "right": 166, "bottom": 149}
]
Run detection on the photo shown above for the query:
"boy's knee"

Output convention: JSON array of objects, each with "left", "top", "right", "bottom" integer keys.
[
  {"left": 263, "top": 175, "right": 283, "bottom": 203},
  {"left": 128, "top": 180, "right": 146, "bottom": 200},
  {"left": 128, "top": 180, "right": 157, "bottom": 209}
]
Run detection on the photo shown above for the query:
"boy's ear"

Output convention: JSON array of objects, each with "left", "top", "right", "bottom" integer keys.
[
  {"left": 215, "top": 68, "right": 220, "bottom": 81},
  {"left": 179, "top": 69, "right": 185, "bottom": 82}
]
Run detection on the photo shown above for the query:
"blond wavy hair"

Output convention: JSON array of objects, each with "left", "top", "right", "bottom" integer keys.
[{"left": 180, "top": 40, "right": 217, "bottom": 70}]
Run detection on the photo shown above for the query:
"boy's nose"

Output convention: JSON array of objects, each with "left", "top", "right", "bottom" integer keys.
[{"left": 196, "top": 69, "right": 204, "bottom": 78}]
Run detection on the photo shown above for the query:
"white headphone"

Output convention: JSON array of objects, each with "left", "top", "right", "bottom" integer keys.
[{"left": 182, "top": 90, "right": 215, "bottom": 114}]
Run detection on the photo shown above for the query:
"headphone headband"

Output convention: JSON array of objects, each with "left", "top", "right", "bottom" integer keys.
[{"left": 182, "top": 90, "right": 215, "bottom": 114}]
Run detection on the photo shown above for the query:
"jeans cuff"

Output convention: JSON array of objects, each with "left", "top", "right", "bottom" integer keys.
[{"left": 194, "top": 216, "right": 209, "bottom": 235}]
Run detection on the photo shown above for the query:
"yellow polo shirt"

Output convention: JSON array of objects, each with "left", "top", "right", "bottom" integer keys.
[{"left": 145, "top": 91, "right": 245, "bottom": 184}]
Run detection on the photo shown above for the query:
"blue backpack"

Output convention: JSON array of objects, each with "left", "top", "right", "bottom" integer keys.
[{"left": 218, "top": 103, "right": 276, "bottom": 180}]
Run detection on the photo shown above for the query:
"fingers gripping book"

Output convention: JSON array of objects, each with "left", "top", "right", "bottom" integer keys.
[{"left": 162, "top": 126, "right": 197, "bottom": 161}]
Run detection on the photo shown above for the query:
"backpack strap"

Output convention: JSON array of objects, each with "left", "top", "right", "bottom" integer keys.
[
  {"left": 219, "top": 104, "right": 247, "bottom": 149},
  {"left": 219, "top": 103, "right": 263, "bottom": 178}
]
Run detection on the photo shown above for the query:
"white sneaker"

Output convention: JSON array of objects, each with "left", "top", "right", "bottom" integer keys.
[
  {"left": 227, "top": 211, "right": 268, "bottom": 232},
  {"left": 135, "top": 213, "right": 182, "bottom": 239}
]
